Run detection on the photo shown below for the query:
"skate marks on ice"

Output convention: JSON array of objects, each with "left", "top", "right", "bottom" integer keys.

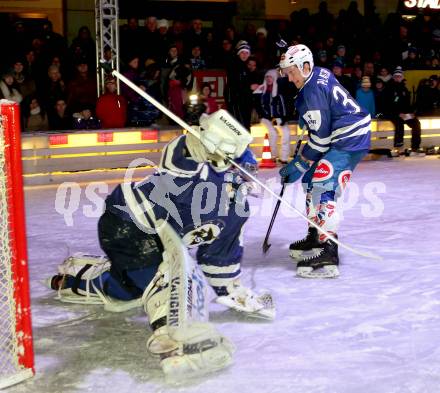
[{"left": 10, "top": 302, "right": 164, "bottom": 393}]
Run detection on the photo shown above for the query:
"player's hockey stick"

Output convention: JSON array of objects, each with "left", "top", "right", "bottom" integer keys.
[
  {"left": 110, "top": 68, "right": 381, "bottom": 261},
  {"left": 262, "top": 125, "right": 305, "bottom": 254}
]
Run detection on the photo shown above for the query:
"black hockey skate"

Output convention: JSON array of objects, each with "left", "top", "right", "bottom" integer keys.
[
  {"left": 289, "top": 227, "right": 321, "bottom": 260},
  {"left": 296, "top": 239, "right": 339, "bottom": 278}
]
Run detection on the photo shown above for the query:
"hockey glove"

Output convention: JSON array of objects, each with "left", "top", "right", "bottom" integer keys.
[
  {"left": 236, "top": 148, "right": 257, "bottom": 168},
  {"left": 279, "top": 156, "right": 310, "bottom": 183},
  {"left": 235, "top": 147, "right": 258, "bottom": 167}
]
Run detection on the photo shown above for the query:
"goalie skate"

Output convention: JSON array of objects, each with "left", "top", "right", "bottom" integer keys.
[
  {"left": 46, "top": 253, "right": 142, "bottom": 311},
  {"left": 296, "top": 240, "right": 340, "bottom": 279},
  {"left": 216, "top": 280, "right": 275, "bottom": 320}
]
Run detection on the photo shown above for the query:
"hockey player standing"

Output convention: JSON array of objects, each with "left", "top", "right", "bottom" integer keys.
[
  {"left": 278, "top": 44, "right": 371, "bottom": 278},
  {"left": 47, "top": 109, "right": 274, "bottom": 380}
]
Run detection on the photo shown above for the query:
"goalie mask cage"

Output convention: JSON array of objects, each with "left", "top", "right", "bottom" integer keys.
[{"left": 0, "top": 100, "right": 34, "bottom": 389}]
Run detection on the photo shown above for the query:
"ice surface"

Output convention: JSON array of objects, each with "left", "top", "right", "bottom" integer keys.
[{"left": 7, "top": 157, "right": 440, "bottom": 393}]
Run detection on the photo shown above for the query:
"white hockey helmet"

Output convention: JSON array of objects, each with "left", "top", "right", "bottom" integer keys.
[{"left": 279, "top": 44, "right": 314, "bottom": 78}]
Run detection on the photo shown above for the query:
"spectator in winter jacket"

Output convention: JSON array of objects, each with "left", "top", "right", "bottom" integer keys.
[
  {"left": 334, "top": 44, "right": 347, "bottom": 68},
  {"left": 373, "top": 78, "right": 392, "bottom": 118},
  {"left": 189, "top": 46, "right": 206, "bottom": 71},
  {"left": 72, "top": 105, "right": 101, "bottom": 130},
  {"left": 11, "top": 59, "right": 36, "bottom": 99},
  {"left": 350, "top": 66, "right": 363, "bottom": 92},
  {"left": 42, "top": 65, "right": 66, "bottom": 118},
  {"left": 403, "top": 47, "right": 421, "bottom": 70},
  {"left": 69, "top": 26, "right": 96, "bottom": 70},
  {"left": 377, "top": 66, "right": 392, "bottom": 84},
  {"left": 23, "top": 95, "right": 49, "bottom": 131},
  {"left": 416, "top": 75, "right": 439, "bottom": 116},
  {"left": 66, "top": 60, "right": 97, "bottom": 114},
  {"left": 332, "top": 61, "right": 354, "bottom": 95},
  {"left": 160, "top": 45, "right": 181, "bottom": 104},
  {"left": 49, "top": 98, "right": 71, "bottom": 130},
  {"left": 356, "top": 76, "right": 375, "bottom": 117},
  {"left": 316, "top": 50, "right": 329, "bottom": 68},
  {"left": 0, "top": 72, "right": 23, "bottom": 103},
  {"left": 217, "top": 39, "right": 234, "bottom": 69},
  {"left": 225, "top": 40, "right": 253, "bottom": 130},
  {"left": 255, "top": 69, "right": 291, "bottom": 163},
  {"left": 96, "top": 77, "right": 127, "bottom": 129},
  {"left": 166, "top": 61, "right": 192, "bottom": 121},
  {"left": 388, "top": 67, "right": 422, "bottom": 155},
  {"left": 121, "top": 55, "right": 141, "bottom": 106},
  {"left": 363, "top": 61, "right": 375, "bottom": 78}
]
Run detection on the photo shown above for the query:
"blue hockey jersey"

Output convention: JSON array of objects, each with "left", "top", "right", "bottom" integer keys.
[
  {"left": 296, "top": 67, "right": 371, "bottom": 162},
  {"left": 105, "top": 135, "right": 249, "bottom": 293}
]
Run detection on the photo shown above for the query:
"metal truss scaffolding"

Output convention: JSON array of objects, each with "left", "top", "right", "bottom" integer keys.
[{"left": 95, "top": 0, "right": 120, "bottom": 95}]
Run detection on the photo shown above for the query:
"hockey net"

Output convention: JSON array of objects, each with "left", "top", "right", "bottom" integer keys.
[{"left": 0, "top": 100, "right": 34, "bottom": 389}]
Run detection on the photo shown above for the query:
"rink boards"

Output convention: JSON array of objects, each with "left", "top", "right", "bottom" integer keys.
[{"left": 21, "top": 118, "right": 440, "bottom": 185}]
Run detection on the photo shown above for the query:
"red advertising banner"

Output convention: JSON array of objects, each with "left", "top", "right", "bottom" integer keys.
[
  {"left": 192, "top": 70, "right": 227, "bottom": 109},
  {"left": 49, "top": 134, "right": 69, "bottom": 146}
]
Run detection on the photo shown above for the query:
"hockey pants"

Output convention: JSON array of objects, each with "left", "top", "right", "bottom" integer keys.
[{"left": 302, "top": 148, "right": 368, "bottom": 242}]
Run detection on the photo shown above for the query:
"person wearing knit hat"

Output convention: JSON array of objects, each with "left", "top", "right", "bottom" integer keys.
[
  {"left": 356, "top": 76, "right": 375, "bottom": 117},
  {"left": 236, "top": 40, "right": 251, "bottom": 57},
  {"left": 225, "top": 40, "right": 254, "bottom": 129},
  {"left": 361, "top": 76, "right": 371, "bottom": 88},
  {"left": 388, "top": 66, "right": 423, "bottom": 156},
  {"left": 255, "top": 69, "right": 291, "bottom": 163},
  {"left": 393, "top": 66, "right": 404, "bottom": 78}
]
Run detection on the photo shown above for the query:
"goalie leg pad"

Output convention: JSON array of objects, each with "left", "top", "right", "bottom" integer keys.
[
  {"left": 142, "top": 221, "right": 233, "bottom": 379},
  {"left": 142, "top": 220, "right": 209, "bottom": 332},
  {"left": 160, "top": 323, "right": 234, "bottom": 383}
]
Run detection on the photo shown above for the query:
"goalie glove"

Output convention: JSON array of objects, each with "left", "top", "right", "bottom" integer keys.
[
  {"left": 199, "top": 109, "right": 253, "bottom": 159},
  {"left": 185, "top": 132, "right": 232, "bottom": 173}
]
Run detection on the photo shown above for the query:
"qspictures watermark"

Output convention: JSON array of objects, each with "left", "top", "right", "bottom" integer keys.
[{"left": 54, "top": 158, "right": 386, "bottom": 227}]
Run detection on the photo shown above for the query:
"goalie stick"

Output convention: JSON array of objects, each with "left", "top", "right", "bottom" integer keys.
[
  {"left": 109, "top": 67, "right": 381, "bottom": 261},
  {"left": 262, "top": 125, "right": 305, "bottom": 254}
]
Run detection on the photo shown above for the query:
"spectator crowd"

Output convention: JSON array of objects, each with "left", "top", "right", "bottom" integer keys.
[{"left": 0, "top": 1, "right": 439, "bottom": 133}]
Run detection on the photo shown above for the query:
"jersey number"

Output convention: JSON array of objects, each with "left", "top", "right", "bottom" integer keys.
[{"left": 332, "top": 86, "right": 360, "bottom": 113}]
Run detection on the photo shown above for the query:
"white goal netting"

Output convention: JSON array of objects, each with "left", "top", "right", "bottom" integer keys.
[{"left": 0, "top": 101, "right": 34, "bottom": 389}]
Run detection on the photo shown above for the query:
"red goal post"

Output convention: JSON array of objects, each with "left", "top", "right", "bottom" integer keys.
[{"left": 0, "top": 100, "right": 34, "bottom": 388}]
